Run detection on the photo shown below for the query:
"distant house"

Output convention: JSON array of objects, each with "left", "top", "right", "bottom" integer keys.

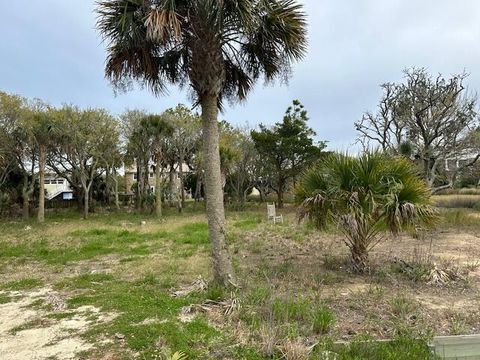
[
  {"left": 124, "top": 163, "right": 192, "bottom": 197},
  {"left": 442, "top": 153, "right": 480, "bottom": 187},
  {"left": 44, "top": 174, "right": 74, "bottom": 201},
  {"left": 444, "top": 154, "right": 479, "bottom": 172}
]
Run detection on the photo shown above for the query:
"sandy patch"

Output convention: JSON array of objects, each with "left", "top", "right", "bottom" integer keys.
[{"left": 0, "top": 287, "right": 114, "bottom": 360}]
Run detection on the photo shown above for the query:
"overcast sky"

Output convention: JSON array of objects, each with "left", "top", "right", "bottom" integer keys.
[{"left": 1, "top": 1, "right": 479, "bottom": 150}]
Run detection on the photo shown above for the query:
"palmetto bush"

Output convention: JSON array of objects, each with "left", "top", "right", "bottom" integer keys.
[{"left": 296, "top": 152, "right": 437, "bottom": 272}]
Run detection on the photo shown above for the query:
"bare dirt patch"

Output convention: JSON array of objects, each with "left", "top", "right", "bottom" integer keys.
[{"left": 0, "top": 287, "right": 114, "bottom": 360}]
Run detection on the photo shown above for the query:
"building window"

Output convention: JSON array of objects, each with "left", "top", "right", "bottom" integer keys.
[
  {"left": 58, "top": 179, "right": 64, "bottom": 184},
  {"left": 149, "top": 173, "right": 153, "bottom": 178},
  {"left": 44, "top": 180, "right": 51, "bottom": 184},
  {"left": 133, "top": 174, "right": 137, "bottom": 180}
]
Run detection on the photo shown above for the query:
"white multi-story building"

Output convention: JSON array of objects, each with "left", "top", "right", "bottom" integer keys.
[{"left": 44, "top": 174, "right": 73, "bottom": 200}]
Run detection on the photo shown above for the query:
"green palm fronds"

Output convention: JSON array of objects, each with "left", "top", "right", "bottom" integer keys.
[
  {"left": 96, "top": 0, "right": 307, "bottom": 104},
  {"left": 296, "top": 152, "right": 437, "bottom": 272}
]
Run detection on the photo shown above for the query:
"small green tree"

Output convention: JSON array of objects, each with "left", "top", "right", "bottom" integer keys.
[
  {"left": 224, "top": 127, "right": 258, "bottom": 207},
  {"left": 50, "top": 106, "right": 118, "bottom": 219},
  {"left": 0, "top": 93, "right": 34, "bottom": 219},
  {"left": 99, "top": 129, "right": 123, "bottom": 210},
  {"left": 162, "top": 105, "right": 201, "bottom": 210},
  {"left": 296, "top": 152, "right": 437, "bottom": 272},
  {"left": 141, "top": 114, "right": 173, "bottom": 218},
  {"left": 0, "top": 92, "right": 25, "bottom": 215},
  {"left": 252, "top": 100, "right": 326, "bottom": 208},
  {"left": 120, "top": 109, "right": 154, "bottom": 211}
]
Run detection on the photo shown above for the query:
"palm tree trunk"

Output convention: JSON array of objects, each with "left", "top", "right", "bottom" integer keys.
[
  {"left": 168, "top": 166, "right": 175, "bottom": 207},
  {"left": 38, "top": 144, "right": 46, "bottom": 223},
  {"left": 195, "top": 175, "right": 202, "bottom": 201},
  {"left": 351, "top": 244, "right": 368, "bottom": 273},
  {"left": 105, "top": 165, "right": 111, "bottom": 205},
  {"left": 137, "top": 162, "right": 143, "bottom": 211},
  {"left": 83, "top": 186, "right": 89, "bottom": 219},
  {"left": 143, "top": 157, "right": 150, "bottom": 200},
  {"left": 179, "top": 151, "right": 185, "bottom": 211},
  {"left": 201, "top": 95, "right": 236, "bottom": 286},
  {"left": 155, "top": 151, "right": 162, "bottom": 218},
  {"left": 113, "top": 169, "right": 120, "bottom": 210},
  {"left": 277, "top": 177, "right": 285, "bottom": 209},
  {"left": 22, "top": 176, "right": 30, "bottom": 219},
  {"left": 22, "top": 193, "right": 30, "bottom": 219}
]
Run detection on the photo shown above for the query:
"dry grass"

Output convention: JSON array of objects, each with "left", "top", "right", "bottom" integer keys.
[
  {"left": 1, "top": 205, "right": 480, "bottom": 359},
  {"left": 235, "top": 209, "right": 480, "bottom": 342},
  {"left": 437, "top": 188, "right": 480, "bottom": 196},
  {"left": 278, "top": 339, "right": 311, "bottom": 360},
  {"left": 433, "top": 194, "right": 480, "bottom": 209}
]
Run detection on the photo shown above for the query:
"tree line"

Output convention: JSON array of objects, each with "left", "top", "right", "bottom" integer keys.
[
  {"left": 1, "top": 67, "right": 479, "bottom": 280},
  {"left": 0, "top": 93, "right": 325, "bottom": 219},
  {"left": 2, "top": 0, "right": 479, "bottom": 284}
]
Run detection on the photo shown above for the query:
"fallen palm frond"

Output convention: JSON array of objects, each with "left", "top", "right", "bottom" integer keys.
[
  {"left": 179, "top": 294, "right": 240, "bottom": 323},
  {"left": 169, "top": 276, "right": 208, "bottom": 297},
  {"left": 424, "top": 264, "right": 461, "bottom": 286}
]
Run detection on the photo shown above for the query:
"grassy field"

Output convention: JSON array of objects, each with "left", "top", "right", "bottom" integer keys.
[
  {"left": 433, "top": 194, "right": 480, "bottom": 209},
  {"left": 0, "top": 199, "right": 479, "bottom": 359}
]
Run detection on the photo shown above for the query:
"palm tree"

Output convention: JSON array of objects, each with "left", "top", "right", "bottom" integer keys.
[
  {"left": 296, "top": 152, "right": 437, "bottom": 273},
  {"left": 141, "top": 114, "right": 173, "bottom": 218},
  {"left": 32, "top": 109, "right": 55, "bottom": 223},
  {"left": 96, "top": 0, "right": 307, "bottom": 286}
]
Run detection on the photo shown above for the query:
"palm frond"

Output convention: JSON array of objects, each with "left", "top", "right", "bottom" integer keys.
[
  {"left": 96, "top": 0, "right": 308, "bottom": 106},
  {"left": 145, "top": 8, "right": 182, "bottom": 43}
]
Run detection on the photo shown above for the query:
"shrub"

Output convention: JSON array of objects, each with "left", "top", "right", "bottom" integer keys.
[{"left": 296, "top": 152, "right": 437, "bottom": 272}]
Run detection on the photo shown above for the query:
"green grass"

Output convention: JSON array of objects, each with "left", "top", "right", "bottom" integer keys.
[
  {"left": 245, "top": 286, "right": 272, "bottom": 306},
  {"left": 46, "top": 312, "right": 76, "bottom": 321},
  {"left": 56, "top": 273, "right": 224, "bottom": 358},
  {"left": 55, "top": 273, "right": 115, "bottom": 289},
  {"left": 316, "top": 335, "right": 436, "bottom": 360},
  {"left": 205, "top": 284, "right": 227, "bottom": 301},
  {"left": 231, "top": 346, "right": 264, "bottom": 360},
  {"left": 175, "top": 222, "right": 209, "bottom": 245},
  {"left": 9, "top": 318, "right": 48, "bottom": 335},
  {"left": 272, "top": 297, "right": 311, "bottom": 323},
  {"left": 312, "top": 304, "right": 336, "bottom": 334},
  {"left": 440, "top": 209, "right": 480, "bottom": 230},
  {"left": 0, "top": 293, "right": 13, "bottom": 304},
  {"left": 390, "top": 296, "right": 416, "bottom": 317},
  {"left": 232, "top": 215, "right": 263, "bottom": 231},
  {"left": 2, "top": 278, "right": 44, "bottom": 290},
  {"left": 0, "top": 207, "right": 466, "bottom": 359},
  {"left": 0, "top": 228, "right": 171, "bottom": 265}
]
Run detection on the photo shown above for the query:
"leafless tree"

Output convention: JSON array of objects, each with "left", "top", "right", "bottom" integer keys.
[{"left": 356, "top": 68, "right": 479, "bottom": 192}]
